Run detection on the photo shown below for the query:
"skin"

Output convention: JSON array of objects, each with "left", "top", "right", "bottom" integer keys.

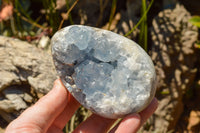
[
  {"left": 5, "top": 79, "right": 158, "bottom": 133},
  {"left": 0, "top": 4, "right": 13, "bottom": 21}
]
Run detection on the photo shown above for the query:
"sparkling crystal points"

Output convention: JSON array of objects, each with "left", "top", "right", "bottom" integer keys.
[{"left": 51, "top": 25, "right": 157, "bottom": 119}]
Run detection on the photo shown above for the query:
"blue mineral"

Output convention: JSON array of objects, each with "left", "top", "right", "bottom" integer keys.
[{"left": 51, "top": 25, "right": 157, "bottom": 119}]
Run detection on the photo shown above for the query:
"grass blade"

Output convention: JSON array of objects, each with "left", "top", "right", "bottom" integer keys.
[
  {"left": 138, "top": 0, "right": 148, "bottom": 51},
  {"left": 59, "top": 0, "right": 79, "bottom": 30},
  {"left": 108, "top": 0, "right": 117, "bottom": 30},
  {"left": 124, "top": 0, "right": 154, "bottom": 37},
  {"left": 65, "top": 0, "right": 74, "bottom": 25},
  {"left": 189, "top": 16, "right": 200, "bottom": 28}
]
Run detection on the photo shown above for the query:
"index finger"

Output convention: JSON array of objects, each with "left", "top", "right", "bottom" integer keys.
[{"left": 52, "top": 80, "right": 80, "bottom": 129}]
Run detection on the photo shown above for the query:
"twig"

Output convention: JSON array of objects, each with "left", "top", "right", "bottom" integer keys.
[
  {"left": 65, "top": 0, "right": 74, "bottom": 24},
  {"left": 14, "top": 9, "right": 46, "bottom": 30},
  {"left": 58, "top": 0, "right": 79, "bottom": 30}
]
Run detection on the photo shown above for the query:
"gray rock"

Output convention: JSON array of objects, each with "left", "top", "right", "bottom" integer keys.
[
  {"left": 0, "top": 36, "right": 57, "bottom": 93},
  {"left": 51, "top": 25, "right": 156, "bottom": 119},
  {"left": 3, "top": 89, "right": 28, "bottom": 111},
  {"left": 0, "top": 100, "right": 15, "bottom": 113},
  {"left": 0, "top": 36, "right": 57, "bottom": 123},
  {"left": 23, "top": 93, "right": 33, "bottom": 103},
  {"left": 38, "top": 36, "right": 50, "bottom": 49}
]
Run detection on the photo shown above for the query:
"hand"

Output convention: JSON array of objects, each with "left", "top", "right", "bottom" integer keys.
[{"left": 5, "top": 79, "right": 158, "bottom": 133}]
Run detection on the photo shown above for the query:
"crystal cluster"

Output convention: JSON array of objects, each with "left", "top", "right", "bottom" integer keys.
[{"left": 51, "top": 25, "right": 156, "bottom": 119}]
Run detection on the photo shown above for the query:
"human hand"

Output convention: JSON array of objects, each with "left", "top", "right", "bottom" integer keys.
[{"left": 5, "top": 79, "right": 158, "bottom": 133}]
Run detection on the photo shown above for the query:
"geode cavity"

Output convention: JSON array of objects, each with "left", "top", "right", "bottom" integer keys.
[{"left": 51, "top": 25, "right": 156, "bottom": 119}]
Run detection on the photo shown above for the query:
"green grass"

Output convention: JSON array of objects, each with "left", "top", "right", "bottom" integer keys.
[
  {"left": 58, "top": 0, "right": 79, "bottom": 30},
  {"left": 125, "top": 0, "right": 154, "bottom": 52},
  {"left": 138, "top": 0, "right": 148, "bottom": 51},
  {"left": 108, "top": 0, "right": 117, "bottom": 30},
  {"left": 65, "top": 0, "right": 74, "bottom": 25},
  {"left": 42, "top": 0, "right": 60, "bottom": 33},
  {"left": 189, "top": 16, "right": 200, "bottom": 28},
  {"left": 189, "top": 16, "right": 200, "bottom": 49},
  {"left": 0, "top": 0, "right": 80, "bottom": 38}
]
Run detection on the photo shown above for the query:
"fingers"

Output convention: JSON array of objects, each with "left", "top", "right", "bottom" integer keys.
[
  {"left": 6, "top": 79, "right": 71, "bottom": 132},
  {"left": 109, "top": 98, "right": 158, "bottom": 133},
  {"left": 73, "top": 98, "right": 158, "bottom": 133},
  {"left": 52, "top": 89, "right": 80, "bottom": 129},
  {"left": 109, "top": 114, "right": 141, "bottom": 133},
  {"left": 139, "top": 98, "right": 158, "bottom": 125},
  {"left": 73, "top": 114, "right": 116, "bottom": 133},
  {"left": 6, "top": 78, "right": 158, "bottom": 133}
]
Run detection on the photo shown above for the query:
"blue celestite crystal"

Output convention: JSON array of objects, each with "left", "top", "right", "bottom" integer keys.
[{"left": 51, "top": 25, "right": 157, "bottom": 119}]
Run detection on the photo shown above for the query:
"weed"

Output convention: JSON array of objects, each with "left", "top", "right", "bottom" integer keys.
[
  {"left": 108, "top": 0, "right": 117, "bottom": 30},
  {"left": 189, "top": 16, "right": 200, "bottom": 48},
  {"left": 125, "top": 0, "right": 154, "bottom": 52},
  {"left": 138, "top": 0, "right": 148, "bottom": 51},
  {"left": 59, "top": 0, "right": 79, "bottom": 30},
  {"left": 189, "top": 16, "right": 200, "bottom": 28},
  {"left": 42, "top": 0, "right": 60, "bottom": 33}
]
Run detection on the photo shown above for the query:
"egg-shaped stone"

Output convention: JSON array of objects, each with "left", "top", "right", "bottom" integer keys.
[{"left": 51, "top": 25, "right": 156, "bottom": 119}]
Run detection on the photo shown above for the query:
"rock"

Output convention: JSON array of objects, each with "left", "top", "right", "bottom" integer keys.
[
  {"left": 0, "top": 36, "right": 57, "bottom": 124},
  {"left": 0, "top": 100, "right": 15, "bottom": 113},
  {"left": 3, "top": 89, "right": 28, "bottom": 111},
  {"left": 23, "top": 93, "right": 33, "bottom": 103},
  {"left": 187, "top": 111, "right": 200, "bottom": 131},
  {"left": 0, "top": 127, "right": 5, "bottom": 133},
  {"left": 38, "top": 36, "right": 50, "bottom": 49},
  {"left": 51, "top": 25, "right": 156, "bottom": 119},
  {"left": 146, "top": 4, "right": 198, "bottom": 132},
  {"left": 0, "top": 36, "right": 56, "bottom": 94}
]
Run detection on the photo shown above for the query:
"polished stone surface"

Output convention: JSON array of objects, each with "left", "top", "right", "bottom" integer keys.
[{"left": 51, "top": 25, "right": 156, "bottom": 119}]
